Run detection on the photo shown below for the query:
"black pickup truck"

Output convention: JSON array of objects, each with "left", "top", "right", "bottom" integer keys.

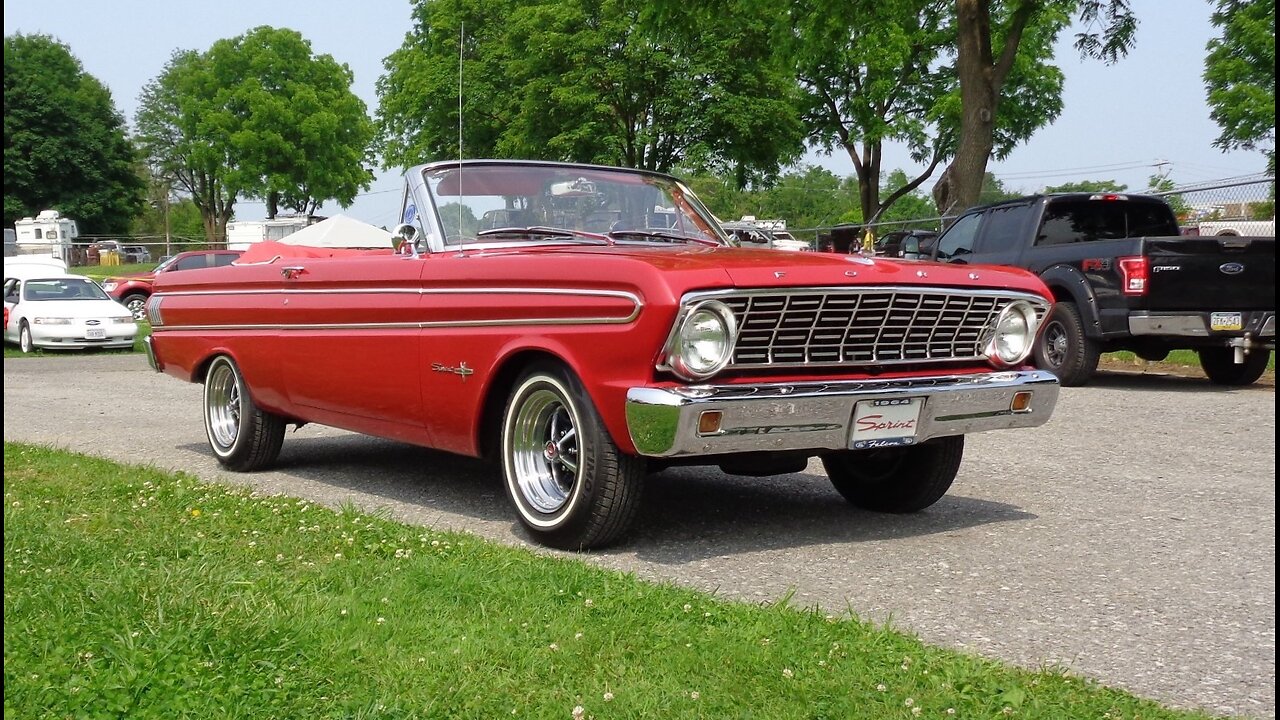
[{"left": 912, "top": 192, "right": 1275, "bottom": 386}]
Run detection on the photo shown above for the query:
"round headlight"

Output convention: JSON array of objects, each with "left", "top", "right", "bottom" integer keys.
[
  {"left": 985, "top": 301, "right": 1037, "bottom": 366},
  {"left": 667, "top": 300, "right": 737, "bottom": 380}
]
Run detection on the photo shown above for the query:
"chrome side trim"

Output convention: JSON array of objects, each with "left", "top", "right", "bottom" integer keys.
[
  {"left": 148, "top": 287, "right": 643, "bottom": 331},
  {"left": 625, "top": 370, "right": 1059, "bottom": 458},
  {"left": 143, "top": 335, "right": 162, "bottom": 372}
]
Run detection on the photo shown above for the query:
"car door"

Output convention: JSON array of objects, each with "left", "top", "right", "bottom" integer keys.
[
  {"left": 3, "top": 278, "right": 19, "bottom": 342},
  {"left": 277, "top": 255, "right": 429, "bottom": 433}
]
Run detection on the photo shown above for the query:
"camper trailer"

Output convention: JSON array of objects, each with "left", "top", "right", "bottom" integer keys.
[
  {"left": 224, "top": 216, "right": 316, "bottom": 251},
  {"left": 13, "top": 210, "right": 79, "bottom": 262}
]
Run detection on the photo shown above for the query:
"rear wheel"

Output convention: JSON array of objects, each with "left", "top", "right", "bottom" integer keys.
[
  {"left": 203, "top": 355, "right": 285, "bottom": 471},
  {"left": 821, "top": 436, "right": 964, "bottom": 513},
  {"left": 501, "top": 363, "right": 644, "bottom": 550},
  {"left": 122, "top": 293, "right": 149, "bottom": 321},
  {"left": 1034, "top": 302, "right": 1099, "bottom": 386},
  {"left": 1198, "top": 347, "right": 1269, "bottom": 386}
]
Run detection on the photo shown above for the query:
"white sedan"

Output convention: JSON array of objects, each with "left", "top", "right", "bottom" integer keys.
[{"left": 3, "top": 274, "right": 137, "bottom": 353}]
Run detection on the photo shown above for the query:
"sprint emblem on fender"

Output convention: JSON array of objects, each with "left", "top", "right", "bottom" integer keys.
[{"left": 431, "top": 361, "right": 474, "bottom": 381}]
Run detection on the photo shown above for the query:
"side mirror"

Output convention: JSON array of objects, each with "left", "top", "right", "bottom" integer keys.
[
  {"left": 901, "top": 237, "right": 921, "bottom": 260},
  {"left": 392, "top": 224, "right": 419, "bottom": 255}
]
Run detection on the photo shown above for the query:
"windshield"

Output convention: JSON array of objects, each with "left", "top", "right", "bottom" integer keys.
[
  {"left": 23, "top": 277, "right": 111, "bottom": 301},
  {"left": 422, "top": 163, "right": 728, "bottom": 248}
]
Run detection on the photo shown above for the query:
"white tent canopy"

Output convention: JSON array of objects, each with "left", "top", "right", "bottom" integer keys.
[{"left": 277, "top": 215, "right": 393, "bottom": 248}]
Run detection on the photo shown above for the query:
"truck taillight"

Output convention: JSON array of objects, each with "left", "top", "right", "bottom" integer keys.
[{"left": 1118, "top": 256, "right": 1148, "bottom": 296}]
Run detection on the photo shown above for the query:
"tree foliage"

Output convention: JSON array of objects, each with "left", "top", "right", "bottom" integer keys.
[
  {"left": 3, "top": 33, "right": 144, "bottom": 233},
  {"left": 1043, "top": 179, "right": 1128, "bottom": 193},
  {"left": 206, "top": 27, "right": 375, "bottom": 218},
  {"left": 1203, "top": 0, "right": 1275, "bottom": 168},
  {"left": 136, "top": 27, "right": 375, "bottom": 242},
  {"left": 377, "top": 0, "right": 805, "bottom": 182}
]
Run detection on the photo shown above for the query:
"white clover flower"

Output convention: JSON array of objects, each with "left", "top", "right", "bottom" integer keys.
[
  {"left": 571, "top": 705, "right": 585, "bottom": 720},
  {"left": 603, "top": 692, "right": 614, "bottom": 702},
  {"left": 782, "top": 668, "right": 794, "bottom": 679},
  {"left": 876, "top": 683, "right": 887, "bottom": 692},
  {"left": 690, "top": 692, "right": 700, "bottom": 700}
]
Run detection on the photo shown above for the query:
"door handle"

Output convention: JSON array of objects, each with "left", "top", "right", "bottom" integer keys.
[{"left": 281, "top": 266, "right": 306, "bottom": 279}]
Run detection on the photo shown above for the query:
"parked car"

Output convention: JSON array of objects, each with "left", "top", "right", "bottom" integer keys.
[
  {"left": 122, "top": 245, "right": 152, "bottom": 264},
  {"left": 146, "top": 160, "right": 1061, "bottom": 550},
  {"left": 3, "top": 270, "right": 136, "bottom": 353},
  {"left": 875, "top": 229, "right": 939, "bottom": 258},
  {"left": 101, "top": 249, "right": 244, "bottom": 319},
  {"left": 924, "top": 192, "right": 1275, "bottom": 386}
]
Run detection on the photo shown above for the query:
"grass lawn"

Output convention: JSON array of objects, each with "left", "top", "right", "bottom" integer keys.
[
  {"left": 3, "top": 443, "right": 1221, "bottom": 719},
  {"left": 69, "top": 262, "right": 158, "bottom": 280}
]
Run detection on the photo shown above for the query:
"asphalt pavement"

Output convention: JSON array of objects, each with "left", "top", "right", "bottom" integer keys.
[{"left": 3, "top": 354, "right": 1275, "bottom": 718}]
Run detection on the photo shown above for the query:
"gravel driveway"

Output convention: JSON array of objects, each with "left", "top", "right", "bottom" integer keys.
[{"left": 4, "top": 354, "right": 1275, "bottom": 718}]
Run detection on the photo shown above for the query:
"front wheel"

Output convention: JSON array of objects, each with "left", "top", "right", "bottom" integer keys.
[
  {"left": 1198, "top": 347, "right": 1269, "bottom": 386},
  {"left": 501, "top": 363, "right": 644, "bottom": 550},
  {"left": 1034, "top": 302, "right": 1099, "bottom": 386},
  {"left": 203, "top": 355, "right": 285, "bottom": 471},
  {"left": 821, "top": 436, "right": 964, "bottom": 513},
  {"left": 19, "top": 321, "right": 34, "bottom": 354},
  {"left": 122, "top": 293, "right": 149, "bottom": 321}
]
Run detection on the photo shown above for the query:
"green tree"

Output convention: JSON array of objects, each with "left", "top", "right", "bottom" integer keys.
[
  {"left": 377, "top": 0, "right": 804, "bottom": 181},
  {"left": 1203, "top": 0, "right": 1275, "bottom": 170},
  {"left": 136, "top": 50, "right": 237, "bottom": 243},
  {"left": 977, "top": 172, "right": 1023, "bottom": 205},
  {"left": 877, "top": 169, "right": 937, "bottom": 225},
  {"left": 136, "top": 28, "right": 375, "bottom": 243},
  {"left": 3, "top": 34, "right": 144, "bottom": 233},
  {"left": 205, "top": 27, "right": 375, "bottom": 218},
  {"left": 935, "top": 1, "right": 1139, "bottom": 215},
  {"left": 1043, "top": 179, "right": 1128, "bottom": 193}
]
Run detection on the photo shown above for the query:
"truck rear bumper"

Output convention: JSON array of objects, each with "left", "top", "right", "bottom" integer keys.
[
  {"left": 625, "top": 370, "right": 1059, "bottom": 459},
  {"left": 1128, "top": 311, "right": 1275, "bottom": 341}
]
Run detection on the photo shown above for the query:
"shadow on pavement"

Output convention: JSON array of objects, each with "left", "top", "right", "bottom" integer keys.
[{"left": 182, "top": 433, "right": 1037, "bottom": 561}]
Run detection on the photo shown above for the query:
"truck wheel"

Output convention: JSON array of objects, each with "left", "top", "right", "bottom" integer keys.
[
  {"left": 19, "top": 321, "right": 34, "bottom": 353},
  {"left": 122, "top": 293, "right": 149, "bottom": 321},
  {"left": 501, "top": 362, "right": 644, "bottom": 550},
  {"left": 1198, "top": 348, "right": 1269, "bottom": 386},
  {"left": 821, "top": 436, "right": 964, "bottom": 513},
  {"left": 1034, "top": 302, "right": 1099, "bottom": 386},
  {"left": 203, "top": 355, "right": 285, "bottom": 471}
]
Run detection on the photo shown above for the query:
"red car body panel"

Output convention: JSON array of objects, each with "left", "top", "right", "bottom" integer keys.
[{"left": 150, "top": 245, "right": 1051, "bottom": 458}]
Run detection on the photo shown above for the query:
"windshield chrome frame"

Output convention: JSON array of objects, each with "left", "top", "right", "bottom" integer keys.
[{"left": 402, "top": 160, "right": 731, "bottom": 254}]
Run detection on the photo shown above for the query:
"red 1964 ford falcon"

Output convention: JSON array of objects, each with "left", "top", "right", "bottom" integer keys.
[{"left": 145, "top": 160, "right": 1059, "bottom": 550}]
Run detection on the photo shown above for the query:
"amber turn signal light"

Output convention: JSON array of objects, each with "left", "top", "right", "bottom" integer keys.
[
  {"left": 1010, "top": 391, "right": 1033, "bottom": 413},
  {"left": 697, "top": 410, "right": 724, "bottom": 435}
]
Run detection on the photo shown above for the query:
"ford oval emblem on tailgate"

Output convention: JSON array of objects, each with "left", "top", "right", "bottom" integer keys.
[{"left": 1219, "top": 262, "right": 1245, "bottom": 275}]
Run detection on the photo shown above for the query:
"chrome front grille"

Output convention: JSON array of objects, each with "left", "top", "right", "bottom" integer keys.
[{"left": 719, "top": 288, "right": 1048, "bottom": 368}]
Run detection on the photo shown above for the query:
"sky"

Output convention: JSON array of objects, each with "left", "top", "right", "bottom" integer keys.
[{"left": 4, "top": 0, "right": 1271, "bottom": 228}]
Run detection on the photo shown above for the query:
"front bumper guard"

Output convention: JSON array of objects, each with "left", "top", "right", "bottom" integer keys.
[{"left": 625, "top": 370, "right": 1060, "bottom": 458}]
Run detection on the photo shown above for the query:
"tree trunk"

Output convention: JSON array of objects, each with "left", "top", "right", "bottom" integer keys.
[
  {"left": 266, "top": 190, "right": 280, "bottom": 220},
  {"left": 934, "top": 0, "right": 1038, "bottom": 219}
]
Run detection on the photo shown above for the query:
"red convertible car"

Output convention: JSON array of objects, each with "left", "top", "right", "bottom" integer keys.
[{"left": 145, "top": 160, "right": 1060, "bottom": 549}]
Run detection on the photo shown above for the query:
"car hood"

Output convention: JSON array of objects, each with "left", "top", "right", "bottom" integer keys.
[{"left": 19, "top": 299, "right": 132, "bottom": 318}]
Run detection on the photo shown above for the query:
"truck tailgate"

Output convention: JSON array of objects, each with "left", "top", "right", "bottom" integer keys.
[{"left": 1142, "top": 236, "right": 1275, "bottom": 310}]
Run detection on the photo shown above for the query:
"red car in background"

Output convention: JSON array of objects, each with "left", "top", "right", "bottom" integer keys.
[{"left": 101, "top": 250, "right": 243, "bottom": 319}]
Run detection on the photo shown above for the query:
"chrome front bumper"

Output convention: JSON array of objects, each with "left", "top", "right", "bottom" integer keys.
[
  {"left": 143, "top": 335, "right": 163, "bottom": 372},
  {"left": 625, "top": 370, "right": 1060, "bottom": 458}
]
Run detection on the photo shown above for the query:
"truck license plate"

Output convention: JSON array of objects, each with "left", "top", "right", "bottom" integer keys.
[
  {"left": 86, "top": 328, "right": 106, "bottom": 339},
  {"left": 850, "top": 398, "right": 923, "bottom": 449},
  {"left": 1210, "top": 312, "right": 1242, "bottom": 331}
]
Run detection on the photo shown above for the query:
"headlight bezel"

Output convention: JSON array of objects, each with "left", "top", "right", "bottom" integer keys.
[
  {"left": 662, "top": 299, "right": 738, "bottom": 381},
  {"left": 33, "top": 317, "right": 74, "bottom": 325},
  {"left": 983, "top": 300, "right": 1039, "bottom": 367}
]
